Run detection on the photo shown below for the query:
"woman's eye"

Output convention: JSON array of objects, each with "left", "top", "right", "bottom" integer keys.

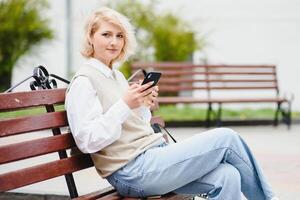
[
  {"left": 117, "top": 34, "right": 124, "bottom": 38},
  {"left": 102, "top": 33, "right": 110, "bottom": 37}
]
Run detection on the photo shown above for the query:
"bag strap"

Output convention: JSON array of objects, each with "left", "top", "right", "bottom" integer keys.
[{"left": 151, "top": 123, "right": 177, "bottom": 143}]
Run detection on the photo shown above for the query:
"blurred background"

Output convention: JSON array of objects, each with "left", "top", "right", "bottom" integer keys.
[
  {"left": 1, "top": 0, "right": 299, "bottom": 120},
  {"left": 1, "top": 0, "right": 300, "bottom": 199}
]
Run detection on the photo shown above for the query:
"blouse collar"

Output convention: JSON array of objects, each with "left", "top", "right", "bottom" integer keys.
[{"left": 85, "top": 58, "right": 115, "bottom": 78}]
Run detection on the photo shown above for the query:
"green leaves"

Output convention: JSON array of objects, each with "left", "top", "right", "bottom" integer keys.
[
  {"left": 109, "top": 0, "right": 205, "bottom": 62},
  {"left": 0, "top": 0, "right": 53, "bottom": 91}
]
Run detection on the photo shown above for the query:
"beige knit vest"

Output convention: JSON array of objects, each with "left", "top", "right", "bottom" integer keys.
[{"left": 67, "top": 65, "right": 164, "bottom": 177}]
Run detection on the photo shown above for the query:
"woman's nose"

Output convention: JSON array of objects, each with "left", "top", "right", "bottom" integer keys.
[{"left": 110, "top": 36, "right": 117, "bottom": 45}]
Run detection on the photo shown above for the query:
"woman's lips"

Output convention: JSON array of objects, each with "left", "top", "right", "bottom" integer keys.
[{"left": 107, "top": 49, "right": 118, "bottom": 53}]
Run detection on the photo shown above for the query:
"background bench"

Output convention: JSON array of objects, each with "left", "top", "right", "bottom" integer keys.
[
  {"left": 131, "top": 62, "right": 292, "bottom": 127},
  {"left": 0, "top": 67, "right": 194, "bottom": 200}
]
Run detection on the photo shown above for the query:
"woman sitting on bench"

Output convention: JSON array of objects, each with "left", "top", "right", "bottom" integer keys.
[{"left": 65, "top": 7, "right": 279, "bottom": 200}]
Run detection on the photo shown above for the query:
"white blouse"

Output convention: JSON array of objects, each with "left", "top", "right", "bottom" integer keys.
[{"left": 65, "top": 58, "right": 152, "bottom": 153}]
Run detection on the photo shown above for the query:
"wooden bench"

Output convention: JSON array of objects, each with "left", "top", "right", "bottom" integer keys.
[
  {"left": 0, "top": 68, "right": 194, "bottom": 200},
  {"left": 131, "top": 62, "right": 292, "bottom": 127}
]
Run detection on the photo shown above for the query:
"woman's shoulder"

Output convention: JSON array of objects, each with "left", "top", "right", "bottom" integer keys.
[{"left": 114, "top": 69, "right": 127, "bottom": 80}]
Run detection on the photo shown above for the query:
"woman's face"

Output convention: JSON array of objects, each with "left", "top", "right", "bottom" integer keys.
[{"left": 90, "top": 21, "right": 125, "bottom": 67}]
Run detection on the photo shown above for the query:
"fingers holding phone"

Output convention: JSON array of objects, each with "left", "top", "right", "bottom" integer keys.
[
  {"left": 123, "top": 71, "right": 161, "bottom": 109},
  {"left": 123, "top": 81, "right": 154, "bottom": 109},
  {"left": 143, "top": 86, "right": 159, "bottom": 107}
]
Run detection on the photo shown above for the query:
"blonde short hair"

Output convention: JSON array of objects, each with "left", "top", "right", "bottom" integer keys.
[{"left": 81, "top": 7, "right": 137, "bottom": 62}]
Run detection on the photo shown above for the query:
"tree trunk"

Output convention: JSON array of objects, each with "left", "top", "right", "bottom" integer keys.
[{"left": 0, "top": 70, "right": 12, "bottom": 92}]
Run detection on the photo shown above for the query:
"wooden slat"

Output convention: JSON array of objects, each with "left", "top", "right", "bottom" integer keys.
[
  {"left": 159, "top": 85, "right": 276, "bottom": 92},
  {"left": 207, "top": 72, "right": 275, "bottom": 75},
  {"left": 207, "top": 79, "right": 276, "bottom": 83},
  {"left": 206, "top": 65, "right": 275, "bottom": 69},
  {"left": 96, "top": 192, "right": 122, "bottom": 200},
  {"left": 207, "top": 86, "right": 277, "bottom": 90},
  {"left": 160, "top": 71, "right": 275, "bottom": 76},
  {"left": 0, "top": 153, "right": 93, "bottom": 192},
  {"left": 158, "top": 97, "right": 287, "bottom": 104},
  {"left": 159, "top": 78, "right": 276, "bottom": 84},
  {"left": 132, "top": 62, "right": 275, "bottom": 69},
  {"left": 160, "top": 71, "right": 205, "bottom": 76},
  {"left": 159, "top": 78, "right": 205, "bottom": 84},
  {"left": 0, "top": 111, "right": 68, "bottom": 137},
  {"left": 158, "top": 97, "right": 211, "bottom": 104},
  {"left": 72, "top": 187, "right": 116, "bottom": 200},
  {"left": 159, "top": 86, "right": 207, "bottom": 92},
  {"left": 96, "top": 193, "right": 193, "bottom": 200},
  {"left": 0, "top": 88, "right": 66, "bottom": 111},
  {"left": 73, "top": 187, "right": 193, "bottom": 200},
  {"left": 208, "top": 97, "right": 288, "bottom": 103},
  {"left": 132, "top": 62, "right": 195, "bottom": 69},
  {"left": 0, "top": 133, "right": 75, "bottom": 164}
]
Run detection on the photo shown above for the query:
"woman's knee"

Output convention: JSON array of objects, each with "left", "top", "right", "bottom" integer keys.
[
  {"left": 220, "top": 164, "right": 241, "bottom": 185},
  {"left": 215, "top": 127, "right": 240, "bottom": 142},
  {"left": 224, "top": 164, "right": 241, "bottom": 183}
]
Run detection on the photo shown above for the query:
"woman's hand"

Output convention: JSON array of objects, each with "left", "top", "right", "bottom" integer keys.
[
  {"left": 143, "top": 86, "right": 159, "bottom": 108},
  {"left": 122, "top": 81, "right": 155, "bottom": 109}
]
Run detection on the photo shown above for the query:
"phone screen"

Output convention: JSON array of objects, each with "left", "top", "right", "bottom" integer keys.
[{"left": 141, "top": 72, "right": 161, "bottom": 88}]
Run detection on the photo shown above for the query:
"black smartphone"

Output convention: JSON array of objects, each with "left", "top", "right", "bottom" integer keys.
[{"left": 141, "top": 72, "right": 161, "bottom": 89}]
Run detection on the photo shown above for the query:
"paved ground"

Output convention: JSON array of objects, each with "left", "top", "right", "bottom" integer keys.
[{"left": 1, "top": 124, "right": 300, "bottom": 199}]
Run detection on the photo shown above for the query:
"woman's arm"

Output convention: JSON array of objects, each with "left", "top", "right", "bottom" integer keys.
[{"left": 65, "top": 76, "right": 131, "bottom": 153}]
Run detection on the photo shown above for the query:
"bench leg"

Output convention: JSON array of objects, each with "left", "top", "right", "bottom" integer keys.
[
  {"left": 273, "top": 102, "right": 281, "bottom": 126},
  {"left": 45, "top": 105, "right": 79, "bottom": 198},
  {"left": 275, "top": 100, "right": 292, "bottom": 129},
  {"left": 205, "top": 103, "right": 212, "bottom": 127},
  {"left": 216, "top": 103, "right": 222, "bottom": 127},
  {"left": 281, "top": 101, "right": 292, "bottom": 130}
]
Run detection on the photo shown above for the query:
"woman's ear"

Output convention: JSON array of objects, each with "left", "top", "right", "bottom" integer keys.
[
  {"left": 88, "top": 37, "right": 93, "bottom": 46},
  {"left": 88, "top": 31, "right": 94, "bottom": 46}
]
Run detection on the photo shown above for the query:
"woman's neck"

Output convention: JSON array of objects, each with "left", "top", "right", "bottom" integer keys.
[{"left": 92, "top": 56, "right": 112, "bottom": 69}]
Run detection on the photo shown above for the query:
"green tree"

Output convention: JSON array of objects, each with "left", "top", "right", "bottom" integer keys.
[
  {"left": 108, "top": 0, "right": 205, "bottom": 78},
  {"left": 0, "top": 0, "right": 53, "bottom": 91},
  {"left": 152, "top": 13, "right": 199, "bottom": 61}
]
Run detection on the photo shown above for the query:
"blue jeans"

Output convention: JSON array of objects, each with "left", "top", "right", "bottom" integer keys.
[{"left": 106, "top": 128, "right": 276, "bottom": 200}]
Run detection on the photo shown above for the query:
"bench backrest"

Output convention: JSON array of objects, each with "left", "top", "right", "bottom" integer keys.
[
  {"left": 0, "top": 88, "right": 93, "bottom": 196},
  {"left": 131, "top": 62, "right": 279, "bottom": 98},
  {"left": 0, "top": 88, "right": 165, "bottom": 197}
]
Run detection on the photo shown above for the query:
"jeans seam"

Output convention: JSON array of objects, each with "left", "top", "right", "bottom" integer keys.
[{"left": 226, "top": 147, "right": 254, "bottom": 171}]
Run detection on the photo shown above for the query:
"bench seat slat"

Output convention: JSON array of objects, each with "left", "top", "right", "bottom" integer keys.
[
  {"left": 160, "top": 71, "right": 275, "bottom": 76},
  {"left": 97, "top": 193, "right": 193, "bottom": 200},
  {"left": 132, "top": 62, "right": 196, "bottom": 69},
  {"left": 158, "top": 97, "right": 211, "bottom": 104},
  {"left": 204, "top": 65, "right": 275, "bottom": 69},
  {"left": 208, "top": 98, "right": 288, "bottom": 103},
  {"left": 132, "top": 63, "right": 275, "bottom": 69},
  {"left": 0, "top": 154, "right": 93, "bottom": 192},
  {"left": 159, "top": 86, "right": 207, "bottom": 92},
  {"left": 0, "top": 88, "right": 66, "bottom": 111},
  {"left": 159, "top": 86, "right": 277, "bottom": 92},
  {"left": 0, "top": 133, "right": 75, "bottom": 164},
  {"left": 0, "top": 111, "right": 68, "bottom": 137},
  {"left": 208, "top": 86, "right": 277, "bottom": 90},
  {"left": 96, "top": 192, "right": 122, "bottom": 200},
  {"left": 158, "top": 97, "right": 288, "bottom": 104},
  {"left": 72, "top": 186, "right": 116, "bottom": 200},
  {"left": 160, "top": 78, "right": 276, "bottom": 84}
]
